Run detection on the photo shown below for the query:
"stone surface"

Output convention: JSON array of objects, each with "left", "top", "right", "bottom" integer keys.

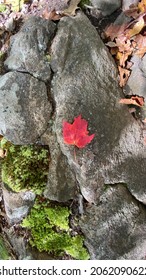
[
  {"left": 124, "top": 55, "right": 146, "bottom": 121},
  {"left": 90, "top": 0, "right": 121, "bottom": 16},
  {"left": 4, "top": 226, "right": 55, "bottom": 259},
  {"left": 5, "top": 16, "right": 56, "bottom": 82},
  {"left": 114, "top": 11, "right": 131, "bottom": 25},
  {"left": 80, "top": 184, "right": 146, "bottom": 259},
  {"left": 51, "top": 12, "right": 146, "bottom": 204},
  {"left": 2, "top": 184, "right": 36, "bottom": 225},
  {"left": 41, "top": 129, "right": 76, "bottom": 202},
  {"left": 40, "top": 0, "right": 68, "bottom": 12},
  {"left": 0, "top": 71, "right": 51, "bottom": 144},
  {"left": 140, "top": 54, "right": 146, "bottom": 87},
  {"left": 4, "top": 227, "right": 31, "bottom": 260},
  {"left": 125, "top": 56, "right": 146, "bottom": 99},
  {"left": 122, "top": 0, "right": 139, "bottom": 11}
]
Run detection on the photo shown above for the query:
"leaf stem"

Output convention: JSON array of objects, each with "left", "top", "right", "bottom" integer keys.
[{"left": 74, "top": 146, "right": 77, "bottom": 162}]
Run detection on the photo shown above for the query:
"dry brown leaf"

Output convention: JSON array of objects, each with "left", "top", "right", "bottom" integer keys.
[
  {"left": 115, "top": 37, "right": 133, "bottom": 67},
  {"left": 126, "top": 17, "right": 145, "bottom": 38},
  {"left": 119, "top": 96, "right": 145, "bottom": 107},
  {"left": 42, "top": 8, "right": 62, "bottom": 20},
  {"left": 0, "top": 148, "right": 7, "bottom": 158},
  {"left": 61, "top": 0, "right": 81, "bottom": 16},
  {"left": 110, "top": 46, "right": 119, "bottom": 55},
  {"left": 126, "top": 61, "right": 133, "bottom": 69},
  {"left": 118, "top": 66, "right": 130, "bottom": 87},
  {"left": 104, "top": 23, "right": 127, "bottom": 41},
  {"left": 115, "top": 37, "right": 132, "bottom": 52},
  {"left": 105, "top": 41, "right": 117, "bottom": 48},
  {"left": 116, "top": 51, "right": 132, "bottom": 67},
  {"left": 134, "top": 34, "right": 146, "bottom": 57},
  {"left": 138, "top": 0, "right": 146, "bottom": 13},
  {"left": 124, "top": 5, "right": 139, "bottom": 19}
]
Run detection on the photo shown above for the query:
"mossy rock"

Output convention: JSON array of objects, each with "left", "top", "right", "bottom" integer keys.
[
  {"left": 21, "top": 200, "right": 89, "bottom": 260},
  {"left": 1, "top": 139, "right": 49, "bottom": 195}
]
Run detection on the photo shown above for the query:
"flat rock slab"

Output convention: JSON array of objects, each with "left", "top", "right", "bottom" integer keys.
[
  {"left": 0, "top": 71, "right": 51, "bottom": 144},
  {"left": 80, "top": 184, "right": 146, "bottom": 259},
  {"left": 51, "top": 12, "right": 146, "bottom": 204},
  {"left": 5, "top": 16, "right": 56, "bottom": 82}
]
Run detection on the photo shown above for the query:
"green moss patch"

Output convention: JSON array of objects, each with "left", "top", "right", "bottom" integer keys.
[
  {"left": 0, "top": 4, "right": 7, "bottom": 12},
  {"left": 79, "top": 0, "right": 90, "bottom": 8},
  {"left": 21, "top": 200, "right": 89, "bottom": 260},
  {"left": 1, "top": 139, "right": 49, "bottom": 195},
  {"left": 0, "top": 235, "right": 11, "bottom": 260}
]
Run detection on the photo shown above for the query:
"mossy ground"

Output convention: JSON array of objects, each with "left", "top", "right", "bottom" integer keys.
[{"left": 21, "top": 199, "right": 89, "bottom": 260}]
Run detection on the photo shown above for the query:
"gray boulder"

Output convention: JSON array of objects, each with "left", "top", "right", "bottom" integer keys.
[
  {"left": 51, "top": 12, "right": 146, "bottom": 204},
  {"left": 2, "top": 184, "right": 36, "bottom": 225},
  {"left": 80, "top": 184, "right": 146, "bottom": 259},
  {"left": 41, "top": 129, "right": 76, "bottom": 202},
  {"left": 0, "top": 71, "right": 51, "bottom": 144},
  {"left": 90, "top": 0, "right": 121, "bottom": 16},
  {"left": 5, "top": 16, "right": 56, "bottom": 82}
]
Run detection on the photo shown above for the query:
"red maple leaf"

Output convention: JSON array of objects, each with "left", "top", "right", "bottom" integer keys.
[{"left": 63, "top": 115, "right": 95, "bottom": 148}]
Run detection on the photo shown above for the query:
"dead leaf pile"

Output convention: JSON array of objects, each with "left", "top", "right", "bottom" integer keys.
[
  {"left": 41, "top": 0, "right": 81, "bottom": 20},
  {"left": 104, "top": 0, "right": 146, "bottom": 145},
  {"left": 104, "top": 0, "right": 146, "bottom": 87}
]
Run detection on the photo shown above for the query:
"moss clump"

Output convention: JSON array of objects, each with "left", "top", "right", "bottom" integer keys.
[
  {"left": 21, "top": 201, "right": 89, "bottom": 260},
  {"left": 0, "top": 4, "right": 7, "bottom": 12},
  {"left": 0, "top": 236, "right": 11, "bottom": 260},
  {"left": 79, "top": 0, "right": 90, "bottom": 8},
  {"left": 1, "top": 139, "right": 49, "bottom": 195}
]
